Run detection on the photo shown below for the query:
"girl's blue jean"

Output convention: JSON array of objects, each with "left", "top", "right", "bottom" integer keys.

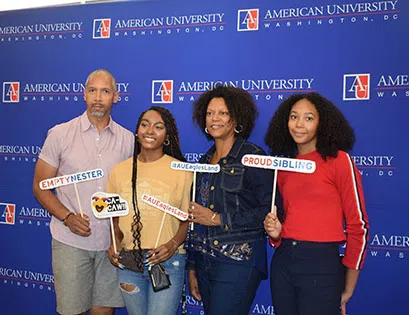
[{"left": 117, "top": 253, "right": 185, "bottom": 315}]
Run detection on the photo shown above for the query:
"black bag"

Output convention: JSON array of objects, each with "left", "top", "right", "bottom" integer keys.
[
  {"left": 148, "top": 263, "right": 171, "bottom": 292},
  {"left": 118, "top": 249, "right": 144, "bottom": 273}
]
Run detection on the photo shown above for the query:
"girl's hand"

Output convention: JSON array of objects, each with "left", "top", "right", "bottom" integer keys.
[
  {"left": 107, "top": 244, "right": 124, "bottom": 269},
  {"left": 263, "top": 206, "right": 282, "bottom": 240},
  {"left": 146, "top": 239, "right": 179, "bottom": 265}
]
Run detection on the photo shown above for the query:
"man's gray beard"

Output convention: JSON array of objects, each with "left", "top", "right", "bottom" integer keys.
[{"left": 91, "top": 111, "right": 105, "bottom": 118}]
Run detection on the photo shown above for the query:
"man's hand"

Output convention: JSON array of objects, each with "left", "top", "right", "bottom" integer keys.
[{"left": 65, "top": 213, "right": 91, "bottom": 236}]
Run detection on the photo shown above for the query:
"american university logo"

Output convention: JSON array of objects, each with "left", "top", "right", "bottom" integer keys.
[
  {"left": 237, "top": 9, "right": 259, "bottom": 31},
  {"left": 0, "top": 203, "right": 15, "bottom": 225},
  {"left": 343, "top": 74, "right": 370, "bottom": 100},
  {"left": 2, "top": 82, "right": 20, "bottom": 103},
  {"left": 152, "top": 80, "right": 173, "bottom": 103},
  {"left": 93, "top": 19, "right": 111, "bottom": 39}
]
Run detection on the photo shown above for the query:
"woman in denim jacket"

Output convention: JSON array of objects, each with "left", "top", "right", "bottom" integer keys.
[{"left": 185, "top": 86, "right": 281, "bottom": 315}]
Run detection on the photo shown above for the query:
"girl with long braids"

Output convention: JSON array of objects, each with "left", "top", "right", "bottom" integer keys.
[
  {"left": 107, "top": 106, "right": 192, "bottom": 315},
  {"left": 263, "top": 92, "right": 369, "bottom": 315}
]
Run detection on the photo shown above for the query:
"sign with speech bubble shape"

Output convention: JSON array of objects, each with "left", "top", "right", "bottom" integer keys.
[
  {"left": 39, "top": 168, "right": 104, "bottom": 218},
  {"left": 39, "top": 168, "right": 104, "bottom": 190},
  {"left": 170, "top": 161, "right": 220, "bottom": 173},
  {"left": 241, "top": 155, "right": 316, "bottom": 173},
  {"left": 141, "top": 194, "right": 188, "bottom": 221},
  {"left": 241, "top": 154, "right": 316, "bottom": 213},
  {"left": 91, "top": 192, "right": 129, "bottom": 219},
  {"left": 170, "top": 161, "right": 220, "bottom": 230}
]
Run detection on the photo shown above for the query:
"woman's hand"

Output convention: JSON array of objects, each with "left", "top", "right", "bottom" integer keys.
[
  {"left": 263, "top": 206, "right": 282, "bottom": 240},
  {"left": 188, "top": 270, "right": 202, "bottom": 302},
  {"left": 188, "top": 201, "right": 220, "bottom": 226},
  {"left": 107, "top": 243, "right": 124, "bottom": 269},
  {"left": 146, "top": 239, "right": 179, "bottom": 265}
]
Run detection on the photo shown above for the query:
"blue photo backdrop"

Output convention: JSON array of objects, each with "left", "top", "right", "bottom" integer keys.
[{"left": 1, "top": 1, "right": 408, "bottom": 314}]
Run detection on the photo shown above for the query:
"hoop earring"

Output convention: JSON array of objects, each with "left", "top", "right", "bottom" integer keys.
[
  {"left": 205, "top": 128, "right": 209, "bottom": 134},
  {"left": 164, "top": 138, "right": 170, "bottom": 146},
  {"left": 234, "top": 125, "right": 243, "bottom": 134}
]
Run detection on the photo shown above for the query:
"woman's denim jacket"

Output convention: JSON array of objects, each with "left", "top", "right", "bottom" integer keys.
[{"left": 196, "top": 137, "right": 280, "bottom": 246}]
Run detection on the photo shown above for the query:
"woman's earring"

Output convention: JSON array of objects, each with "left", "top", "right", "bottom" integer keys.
[
  {"left": 205, "top": 128, "right": 209, "bottom": 134},
  {"left": 164, "top": 137, "right": 170, "bottom": 146},
  {"left": 234, "top": 125, "right": 243, "bottom": 134}
]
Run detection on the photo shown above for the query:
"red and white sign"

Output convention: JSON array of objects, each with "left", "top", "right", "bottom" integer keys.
[
  {"left": 141, "top": 194, "right": 188, "bottom": 221},
  {"left": 39, "top": 169, "right": 104, "bottom": 190},
  {"left": 242, "top": 154, "right": 316, "bottom": 173}
]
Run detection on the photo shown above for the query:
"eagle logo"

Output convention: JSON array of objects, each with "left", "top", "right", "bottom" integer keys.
[{"left": 92, "top": 196, "right": 108, "bottom": 213}]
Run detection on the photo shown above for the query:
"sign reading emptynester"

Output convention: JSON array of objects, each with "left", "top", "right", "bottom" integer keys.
[{"left": 39, "top": 169, "right": 104, "bottom": 190}]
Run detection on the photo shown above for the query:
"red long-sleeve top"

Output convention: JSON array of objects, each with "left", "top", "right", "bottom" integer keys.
[{"left": 270, "top": 150, "right": 369, "bottom": 270}]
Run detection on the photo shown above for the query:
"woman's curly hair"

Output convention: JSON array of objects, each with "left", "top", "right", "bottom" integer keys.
[
  {"left": 192, "top": 85, "right": 258, "bottom": 140},
  {"left": 264, "top": 92, "right": 355, "bottom": 160}
]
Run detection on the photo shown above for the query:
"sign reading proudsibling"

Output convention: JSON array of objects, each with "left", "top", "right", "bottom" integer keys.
[
  {"left": 241, "top": 155, "right": 316, "bottom": 173},
  {"left": 91, "top": 192, "right": 129, "bottom": 219},
  {"left": 39, "top": 169, "right": 104, "bottom": 190},
  {"left": 141, "top": 194, "right": 188, "bottom": 221}
]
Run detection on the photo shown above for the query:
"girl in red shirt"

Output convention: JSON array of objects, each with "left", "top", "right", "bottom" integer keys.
[{"left": 264, "top": 92, "right": 369, "bottom": 315}]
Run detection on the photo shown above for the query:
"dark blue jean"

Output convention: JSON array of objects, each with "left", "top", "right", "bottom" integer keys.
[
  {"left": 270, "top": 239, "right": 345, "bottom": 315},
  {"left": 194, "top": 252, "right": 263, "bottom": 315}
]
